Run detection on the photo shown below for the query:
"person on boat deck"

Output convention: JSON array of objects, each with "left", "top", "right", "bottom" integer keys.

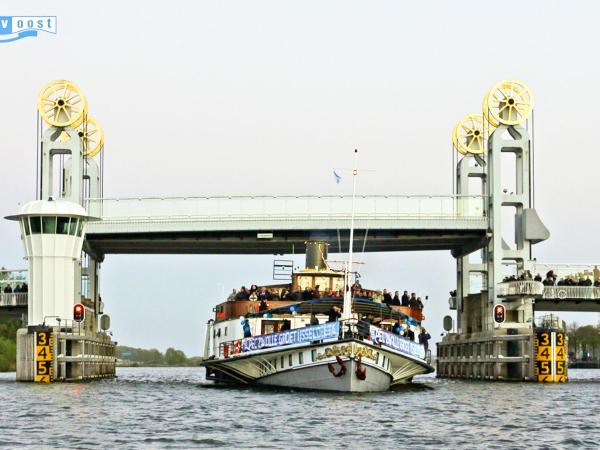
[
  {"left": 14, "top": 284, "right": 22, "bottom": 293},
  {"left": 258, "top": 287, "right": 268, "bottom": 300},
  {"left": 281, "top": 320, "right": 291, "bottom": 331},
  {"left": 22, "top": 283, "right": 28, "bottom": 292},
  {"left": 392, "top": 321, "right": 402, "bottom": 335},
  {"left": 419, "top": 328, "right": 431, "bottom": 352},
  {"left": 416, "top": 297, "right": 424, "bottom": 310},
  {"left": 249, "top": 291, "right": 258, "bottom": 302},
  {"left": 392, "top": 291, "right": 401, "bottom": 306},
  {"left": 280, "top": 288, "right": 290, "bottom": 299},
  {"left": 302, "top": 287, "right": 313, "bottom": 300},
  {"left": 404, "top": 325, "right": 415, "bottom": 341},
  {"left": 382, "top": 289, "right": 393, "bottom": 304},
  {"left": 408, "top": 293, "right": 418, "bottom": 308},
  {"left": 310, "top": 313, "right": 319, "bottom": 326},
  {"left": 250, "top": 284, "right": 258, "bottom": 293},
  {"left": 534, "top": 273, "right": 542, "bottom": 282},
  {"left": 351, "top": 281, "right": 362, "bottom": 293},
  {"left": 3, "top": 285, "right": 12, "bottom": 294},
  {"left": 328, "top": 306, "right": 341, "bottom": 322},
  {"left": 227, "top": 289, "right": 237, "bottom": 302},
  {"left": 242, "top": 318, "right": 252, "bottom": 338},
  {"left": 258, "top": 298, "right": 269, "bottom": 312},
  {"left": 401, "top": 291, "right": 410, "bottom": 307},
  {"left": 357, "top": 314, "right": 371, "bottom": 339},
  {"left": 236, "top": 286, "right": 250, "bottom": 300}
]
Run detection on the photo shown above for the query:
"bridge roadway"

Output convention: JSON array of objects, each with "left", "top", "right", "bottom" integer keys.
[{"left": 83, "top": 195, "right": 488, "bottom": 258}]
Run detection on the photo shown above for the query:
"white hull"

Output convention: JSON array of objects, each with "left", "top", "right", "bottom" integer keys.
[
  {"left": 203, "top": 338, "right": 433, "bottom": 393},
  {"left": 257, "top": 358, "right": 391, "bottom": 392}
]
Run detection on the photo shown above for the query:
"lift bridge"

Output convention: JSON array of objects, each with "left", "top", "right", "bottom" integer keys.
[{"left": 4, "top": 79, "right": 594, "bottom": 383}]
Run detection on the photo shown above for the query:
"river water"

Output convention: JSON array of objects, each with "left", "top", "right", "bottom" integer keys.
[{"left": 0, "top": 368, "right": 598, "bottom": 449}]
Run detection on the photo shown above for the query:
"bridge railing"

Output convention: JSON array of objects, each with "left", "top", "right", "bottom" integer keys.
[
  {"left": 497, "top": 281, "right": 600, "bottom": 300},
  {"left": 497, "top": 281, "right": 544, "bottom": 297},
  {"left": 0, "top": 293, "right": 28, "bottom": 307},
  {"left": 85, "top": 195, "right": 486, "bottom": 223}
]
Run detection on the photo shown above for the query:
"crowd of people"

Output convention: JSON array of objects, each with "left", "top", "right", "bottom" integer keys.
[
  {"left": 2, "top": 283, "right": 28, "bottom": 294},
  {"left": 379, "top": 289, "right": 425, "bottom": 310},
  {"left": 226, "top": 282, "right": 426, "bottom": 312},
  {"left": 503, "top": 270, "right": 600, "bottom": 287}
]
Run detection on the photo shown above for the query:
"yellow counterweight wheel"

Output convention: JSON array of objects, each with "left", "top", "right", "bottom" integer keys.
[
  {"left": 78, "top": 117, "right": 104, "bottom": 158},
  {"left": 483, "top": 80, "right": 534, "bottom": 126},
  {"left": 452, "top": 113, "right": 488, "bottom": 155},
  {"left": 37, "top": 80, "right": 88, "bottom": 127}
]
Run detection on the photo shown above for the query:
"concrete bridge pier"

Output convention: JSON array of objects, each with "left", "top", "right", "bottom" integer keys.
[{"left": 439, "top": 124, "right": 550, "bottom": 381}]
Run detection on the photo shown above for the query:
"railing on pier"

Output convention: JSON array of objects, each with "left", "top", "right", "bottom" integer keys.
[
  {"left": 497, "top": 281, "right": 544, "bottom": 297},
  {"left": 0, "top": 293, "right": 28, "bottom": 307},
  {"left": 497, "top": 281, "right": 600, "bottom": 300}
]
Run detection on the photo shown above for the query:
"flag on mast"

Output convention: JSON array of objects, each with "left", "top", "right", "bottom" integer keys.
[{"left": 333, "top": 170, "right": 342, "bottom": 184}]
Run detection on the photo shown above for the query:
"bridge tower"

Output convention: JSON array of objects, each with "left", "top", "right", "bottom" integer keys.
[
  {"left": 439, "top": 80, "right": 550, "bottom": 381},
  {"left": 6, "top": 80, "right": 114, "bottom": 382}
]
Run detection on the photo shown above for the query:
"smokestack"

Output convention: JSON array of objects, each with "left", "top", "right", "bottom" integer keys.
[{"left": 305, "top": 241, "right": 329, "bottom": 271}]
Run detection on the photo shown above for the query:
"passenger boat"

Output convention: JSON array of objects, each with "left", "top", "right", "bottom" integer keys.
[
  {"left": 200, "top": 241, "right": 434, "bottom": 392},
  {"left": 201, "top": 154, "right": 433, "bottom": 392}
]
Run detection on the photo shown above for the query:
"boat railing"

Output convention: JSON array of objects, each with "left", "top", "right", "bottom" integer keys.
[{"left": 217, "top": 319, "right": 426, "bottom": 360}]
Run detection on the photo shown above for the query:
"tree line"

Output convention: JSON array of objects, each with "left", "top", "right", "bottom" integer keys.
[
  {"left": 116, "top": 345, "right": 202, "bottom": 367},
  {"left": 0, "top": 319, "right": 20, "bottom": 372},
  {"left": 568, "top": 323, "right": 600, "bottom": 360}
]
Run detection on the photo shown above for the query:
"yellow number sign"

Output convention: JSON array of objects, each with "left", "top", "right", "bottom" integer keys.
[
  {"left": 535, "top": 330, "right": 567, "bottom": 383},
  {"left": 35, "top": 330, "right": 54, "bottom": 383}
]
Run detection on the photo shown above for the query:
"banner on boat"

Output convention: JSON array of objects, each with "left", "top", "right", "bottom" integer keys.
[
  {"left": 242, "top": 322, "right": 340, "bottom": 352},
  {"left": 370, "top": 325, "right": 425, "bottom": 359}
]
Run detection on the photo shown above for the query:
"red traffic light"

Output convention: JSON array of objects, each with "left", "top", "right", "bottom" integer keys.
[
  {"left": 74, "top": 303, "right": 85, "bottom": 322},
  {"left": 494, "top": 304, "right": 506, "bottom": 324}
]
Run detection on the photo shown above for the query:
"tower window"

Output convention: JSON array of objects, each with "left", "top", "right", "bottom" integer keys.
[
  {"left": 42, "top": 216, "right": 56, "bottom": 234},
  {"left": 30, "top": 217, "right": 42, "bottom": 234},
  {"left": 69, "top": 218, "right": 79, "bottom": 236},
  {"left": 57, "top": 217, "right": 70, "bottom": 235},
  {"left": 76, "top": 219, "right": 84, "bottom": 237},
  {"left": 23, "top": 219, "right": 31, "bottom": 236}
]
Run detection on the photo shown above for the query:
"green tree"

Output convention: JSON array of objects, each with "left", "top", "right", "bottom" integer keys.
[{"left": 165, "top": 347, "right": 187, "bottom": 365}]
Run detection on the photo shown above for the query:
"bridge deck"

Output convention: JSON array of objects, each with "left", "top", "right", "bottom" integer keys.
[
  {"left": 498, "top": 281, "right": 600, "bottom": 312},
  {"left": 84, "top": 195, "right": 488, "bottom": 256}
]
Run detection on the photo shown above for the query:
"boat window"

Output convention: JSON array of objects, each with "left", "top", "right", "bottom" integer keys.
[
  {"left": 57, "top": 216, "right": 70, "bottom": 234},
  {"left": 298, "top": 352, "right": 304, "bottom": 364},
  {"left": 288, "top": 354, "right": 293, "bottom": 367},
  {"left": 30, "top": 217, "right": 42, "bottom": 234},
  {"left": 311, "top": 349, "right": 317, "bottom": 362},
  {"left": 382, "top": 355, "right": 386, "bottom": 367},
  {"left": 224, "top": 327, "right": 228, "bottom": 337},
  {"left": 76, "top": 219, "right": 84, "bottom": 237},
  {"left": 69, "top": 218, "right": 79, "bottom": 236},
  {"left": 42, "top": 216, "right": 56, "bottom": 234},
  {"left": 23, "top": 218, "right": 30, "bottom": 236},
  {"left": 281, "top": 356, "right": 284, "bottom": 368},
  {"left": 375, "top": 353, "right": 380, "bottom": 365}
]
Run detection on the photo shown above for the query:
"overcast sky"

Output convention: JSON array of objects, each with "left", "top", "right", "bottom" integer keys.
[{"left": 2, "top": 1, "right": 600, "bottom": 355}]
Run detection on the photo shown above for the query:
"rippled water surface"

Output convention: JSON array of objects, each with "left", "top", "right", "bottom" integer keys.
[{"left": 1, "top": 367, "right": 599, "bottom": 449}]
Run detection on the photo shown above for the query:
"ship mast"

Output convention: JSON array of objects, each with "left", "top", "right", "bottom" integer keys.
[{"left": 342, "top": 149, "right": 358, "bottom": 321}]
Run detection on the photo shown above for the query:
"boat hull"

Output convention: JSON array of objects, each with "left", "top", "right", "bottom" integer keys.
[
  {"left": 202, "top": 338, "right": 433, "bottom": 393},
  {"left": 256, "top": 358, "right": 391, "bottom": 392}
]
